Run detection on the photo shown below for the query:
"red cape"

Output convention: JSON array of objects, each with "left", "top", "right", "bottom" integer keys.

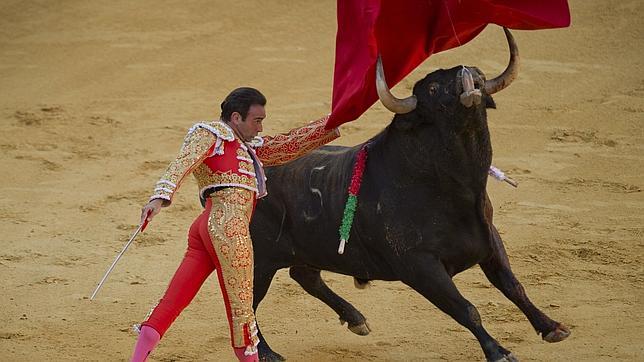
[{"left": 327, "top": 0, "right": 571, "bottom": 129}]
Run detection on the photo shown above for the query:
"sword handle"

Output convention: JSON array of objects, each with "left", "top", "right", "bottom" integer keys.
[{"left": 141, "top": 209, "right": 152, "bottom": 231}]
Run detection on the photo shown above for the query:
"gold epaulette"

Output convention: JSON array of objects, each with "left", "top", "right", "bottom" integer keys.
[{"left": 187, "top": 120, "right": 235, "bottom": 142}]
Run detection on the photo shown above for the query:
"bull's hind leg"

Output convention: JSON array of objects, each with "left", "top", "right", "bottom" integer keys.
[
  {"left": 289, "top": 265, "right": 371, "bottom": 336},
  {"left": 253, "top": 267, "right": 285, "bottom": 362},
  {"left": 402, "top": 255, "right": 516, "bottom": 362},
  {"left": 479, "top": 225, "right": 570, "bottom": 342}
]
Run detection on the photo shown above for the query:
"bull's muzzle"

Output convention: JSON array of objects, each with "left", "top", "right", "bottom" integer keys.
[{"left": 459, "top": 67, "right": 482, "bottom": 108}]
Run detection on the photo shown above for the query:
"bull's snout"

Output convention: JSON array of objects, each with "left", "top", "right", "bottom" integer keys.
[{"left": 459, "top": 67, "right": 482, "bottom": 108}]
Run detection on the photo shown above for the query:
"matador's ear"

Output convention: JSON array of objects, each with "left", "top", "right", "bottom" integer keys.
[{"left": 231, "top": 111, "right": 243, "bottom": 124}]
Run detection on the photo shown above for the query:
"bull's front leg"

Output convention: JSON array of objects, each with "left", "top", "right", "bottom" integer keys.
[
  {"left": 401, "top": 254, "right": 516, "bottom": 362},
  {"left": 479, "top": 225, "right": 571, "bottom": 343},
  {"left": 289, "top": 266, "right": 371, "bottom": 336}
]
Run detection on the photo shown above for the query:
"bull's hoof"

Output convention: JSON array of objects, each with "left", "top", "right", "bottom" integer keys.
[
  {"left": 348, "top": 320, "right": 372, "bottom": 336},
  {"left": 259, "top": 349, "right": 286, "bottom": 362},
  {"left": 353, "top": 278, "right": 371, "bottom": 289},
  {"left": 340, "top": 318, "right": 371, "bottom": 336},
  {"left": 490, "top": 353, "right": 519, "bottom": 362},
  {"left": 543, "top": 323, "right": 571, "bottom": 343}
]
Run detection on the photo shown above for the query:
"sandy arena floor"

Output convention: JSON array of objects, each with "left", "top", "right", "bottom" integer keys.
[{"left": 1, "top": 1, "right": 642, "bottom": 361}]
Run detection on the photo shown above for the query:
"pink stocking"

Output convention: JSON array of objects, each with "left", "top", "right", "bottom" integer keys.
[
  {"left": 130, "top": 326, "right": 161, "bottom": 362},
  {"left": 234, "top": 347, "right": 259, "bottom": 362}
]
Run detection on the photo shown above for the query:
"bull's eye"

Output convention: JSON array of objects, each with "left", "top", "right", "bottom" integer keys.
[{"left": 428, "top": 83, "right": 438, "bottom": 95}]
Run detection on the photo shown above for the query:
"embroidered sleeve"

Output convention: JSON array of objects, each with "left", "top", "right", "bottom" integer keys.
[
  {"left": 254, "top": 115, "right": 340, "bottom": 166},
  {"left": 150, "top": 126, "right": 218, "bottom": 205}
]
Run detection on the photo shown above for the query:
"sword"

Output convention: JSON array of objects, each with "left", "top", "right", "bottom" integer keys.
[{"left": 90, "top": 210, "right": 151, "bottom": 300}]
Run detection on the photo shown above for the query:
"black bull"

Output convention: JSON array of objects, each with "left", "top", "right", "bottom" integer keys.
[{"left": 250, "top": 29, "right": 570, "bottom": 362}]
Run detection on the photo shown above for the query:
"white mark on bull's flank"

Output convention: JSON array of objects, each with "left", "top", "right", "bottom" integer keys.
[
  {"left": 275, "top": 209, "right": 286, "bottom": 243},
  {"left": 303, "top": 212, "right": 314, "bottom": 222},
  {"left": 376, "top": 202, "right": 381, "bottom": 214},
  {"left": 310, "top": 187, "right": 322, "bottom": 198},
  {"left": 303, "top": 166, "right": 326, "bottom": 222},
  {"left": 310, "top": 166, "right": 325, "bottom": 201}
]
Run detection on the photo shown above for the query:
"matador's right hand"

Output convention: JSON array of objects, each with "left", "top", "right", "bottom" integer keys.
[{"left": 140, "top": 199, "right": 163, "bottom": 226}]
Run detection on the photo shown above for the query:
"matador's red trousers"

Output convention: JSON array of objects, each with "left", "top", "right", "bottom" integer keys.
[{"left": 141, "top": 188, "right": 259, "bottom": 353}]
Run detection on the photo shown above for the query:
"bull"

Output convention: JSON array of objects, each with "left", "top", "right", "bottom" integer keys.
[{"left": 250, "top": 28, "right": 570, "bottom": 362}]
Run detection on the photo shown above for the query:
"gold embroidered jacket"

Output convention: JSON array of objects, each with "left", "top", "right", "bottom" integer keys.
[{"left": 150, "top": 115, "right": 339, "bottom": 205}]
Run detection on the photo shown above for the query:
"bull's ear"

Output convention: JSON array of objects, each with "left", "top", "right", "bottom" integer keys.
[{"left": 484, "top": 94, "right": 496, "bottom": 109}]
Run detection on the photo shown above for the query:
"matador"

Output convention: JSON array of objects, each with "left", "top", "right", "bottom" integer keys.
[{"left": 130, "top": 87, "right": 339, "bottom": 362}]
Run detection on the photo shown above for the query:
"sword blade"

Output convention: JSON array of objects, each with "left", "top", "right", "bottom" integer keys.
[{"left": 90, "top": 221, "right": 145, "bottom": 300}]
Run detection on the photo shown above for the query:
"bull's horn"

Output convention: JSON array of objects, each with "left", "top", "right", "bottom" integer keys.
[
  {"left": 376, "top": 55, "right": 417, "bottom": 114},
  {"left": 484, "top": 28, "right": 520, "bottom": 95}
]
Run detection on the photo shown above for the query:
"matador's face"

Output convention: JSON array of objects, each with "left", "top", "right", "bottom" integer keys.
[{"left": 231, "top": 104, "right": 265, "bottom": 142}]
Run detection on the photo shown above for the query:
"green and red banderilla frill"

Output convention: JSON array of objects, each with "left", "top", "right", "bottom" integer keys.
[{"left": 338, "top": 144, "right": 368, "bottom": 254}]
